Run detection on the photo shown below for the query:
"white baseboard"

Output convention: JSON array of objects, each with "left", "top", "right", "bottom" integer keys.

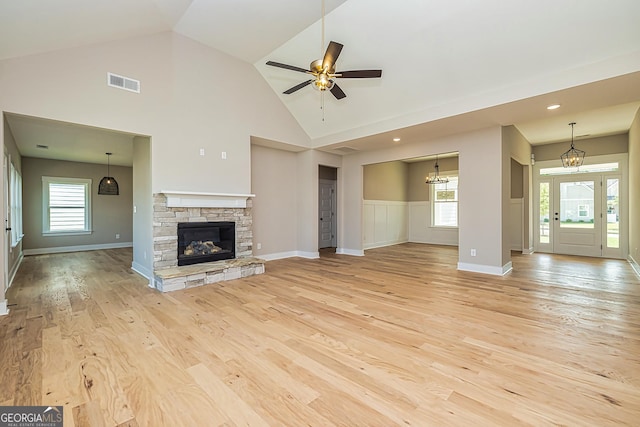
[
  {"left": 24, "top": 242, "right": 133, "bottom": 256},
  {"left": 363, "top": 239, "right": 408, "bottom": 250},
  {"left": 131, "top": 261, "right": 153, "bottom": 288},
  {"left": 628, "top": 254, "right": 640, "bottom": 278},
  {"left": 259, "top": 250, "right": 319, "bottom": 261},
  {"left": 522, "top": 247, "right": 534, "bottom": 255},
  {"left": 0, "top": 299, "right": 8, "bottom": 316},
  {"left": 336, "top": 248, "right": 365, "bottom": 256},
  {"left": 8, "top": 252, "right": 24, "bottom": 287},
  {"left": 458, "top": 261, "right": 513, "bottom": 276}
]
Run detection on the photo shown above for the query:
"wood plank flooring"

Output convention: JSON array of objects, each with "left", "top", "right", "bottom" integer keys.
[{"left": 1, "top": 244, "right": 639, "bottom": 426}]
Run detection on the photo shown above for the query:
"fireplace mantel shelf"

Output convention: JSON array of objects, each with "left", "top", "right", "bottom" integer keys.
[{"left": 161, "top": 191, "right": 255, "bottom": 208}]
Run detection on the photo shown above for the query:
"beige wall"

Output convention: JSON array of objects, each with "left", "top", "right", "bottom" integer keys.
[
  {"left": 363, "top": 161, "right": 408, "bottom": 201},
  {"left": 407, "top": 157, "right": 458, "bottom": 202},
  {"left": 629, "top": 108, "right": 640, "bottom": 264},
  {"left": 251, "top": 144, "right": 299, "bottom": 258},
  {"left": 341, "top": 126, "right": 509, "bottom": 273},
  {"left": 132, "top": 136, "right": 152, "bottom": 279},
  {"left": 0, "top": 31, "right": 312, "bottom": 289},
  {"left": 504, "top": 125, "right": 533, "bottom": 253},
  {"left": 511, "top": 159, "right": 524, "bottom": 199},
  {"left": 22, "top": 157, "right": 133, "bottom": 251},
  {"left": 533, "top": 133, "right": 628, "bottom": 161},
  {"left": 0, "top": 32, "right": 309, "bottom": 195}
]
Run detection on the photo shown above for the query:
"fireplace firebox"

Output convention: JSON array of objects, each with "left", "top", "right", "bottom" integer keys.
[{"left": 177, "top": 221, "right": 235, "bottom": 266}]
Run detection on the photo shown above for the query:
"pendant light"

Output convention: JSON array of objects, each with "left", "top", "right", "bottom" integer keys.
[
  {"left": 98, "top": 152, "right": 119, "bottom": 195},
  {"left": 425, "top": 155, "right": 449, "bottom": 185},
  {"left": 560, "top": 122, "right": 585, "bottom": 168}
]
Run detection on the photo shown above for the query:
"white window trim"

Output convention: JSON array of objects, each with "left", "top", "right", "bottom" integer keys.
[
  {"left": 42, "top": 176, "right": 93, "bottom": 236},
  {"left": 430, "top": 170, "right": 459, "bottom": 229}
]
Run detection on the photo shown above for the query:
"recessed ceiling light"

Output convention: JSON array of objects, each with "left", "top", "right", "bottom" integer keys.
[
  {"left": 547, "top": 104, "right": 561, "bottom": 110},
  {"left": 393, "top": 137, "right": 401, "bottom": 142}
]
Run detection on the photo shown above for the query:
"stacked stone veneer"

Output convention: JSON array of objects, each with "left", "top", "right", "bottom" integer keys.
[{"left": 152, "top": 193, "right": 262, "bottom": 291}]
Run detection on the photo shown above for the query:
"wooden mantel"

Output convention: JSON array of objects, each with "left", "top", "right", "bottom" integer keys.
[{"left": 160, "top": 191, "right": 255, "bottom": 208}]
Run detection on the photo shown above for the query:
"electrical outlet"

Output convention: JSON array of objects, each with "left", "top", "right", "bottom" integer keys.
[
  {"left": 199, "top": 148, "right": 205, "bottom": 156},
  {"left": 221, "top": 151, "right": 227, "bottom": 160},
  {"left": 470, "top": 249, "right": 476, "bottom": 256},
  {"left": 115, "top": 233, "right": 120, "bottom": 239},
  {"left": 257, "top": 243, "right": 262, "bottom": 250}
]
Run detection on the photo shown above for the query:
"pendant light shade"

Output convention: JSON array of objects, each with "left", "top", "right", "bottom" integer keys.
[
  {"left": 560, "top": 122, "right": 586, "bottom": 168},
  {"left": 98, "top": 152, "right": 119, "bottom": 195},
  {"left": 425, "top": 155, "right": 449, "bottom": 185}
]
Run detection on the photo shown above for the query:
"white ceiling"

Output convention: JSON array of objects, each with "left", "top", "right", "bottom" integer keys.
[{"left": 2, "top": 0, "right": 640, "bottom": 165}]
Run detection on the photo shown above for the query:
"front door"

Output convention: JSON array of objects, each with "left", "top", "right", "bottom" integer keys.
[
  {"left": 536, "top": 170, "right": 624, "bottom": 258},
  {"left": 553, "top": 177, "right": 601, "bottom": 257}
]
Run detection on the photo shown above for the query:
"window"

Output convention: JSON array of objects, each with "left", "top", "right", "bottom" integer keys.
[
  {"left": 10, "top": 162, "right": 23, "bottom": 247},
  {"left": 42, "top": 177, "right": 92, "bottom": 235},
  {"left": 578, "top": 204, "right": 589, "bottom": 217},
  {"left": 431, "top": 175, "right": 458, "bottom": 227}
]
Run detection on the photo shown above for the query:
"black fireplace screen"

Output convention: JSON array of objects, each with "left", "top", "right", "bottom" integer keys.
[{"left": 177, "top": 221, "right": 235, "bottom": 266}]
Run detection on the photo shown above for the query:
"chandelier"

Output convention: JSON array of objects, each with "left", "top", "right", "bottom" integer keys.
[
  {"left": 560, "top": 122, "right": 586, "bottom": 168},
  {"left": 425, "top": 156, "right": 449, "bottom": 185}
]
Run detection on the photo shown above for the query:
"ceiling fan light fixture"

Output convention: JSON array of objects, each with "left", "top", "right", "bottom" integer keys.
[
  {"left": 313, "top": 73, "right": 334, "bottom": 91},
  {"left": 560, "top": 122, "right": 586, "bottom": 168}
]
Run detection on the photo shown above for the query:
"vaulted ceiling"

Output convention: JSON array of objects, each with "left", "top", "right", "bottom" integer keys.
[{"left": 2, "top": 0, "right": 640, "bottom": 163}]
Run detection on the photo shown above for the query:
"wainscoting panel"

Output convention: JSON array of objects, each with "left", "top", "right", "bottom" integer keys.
[{"left": 363, "top": 200, "right": 408, "bottom": 249}]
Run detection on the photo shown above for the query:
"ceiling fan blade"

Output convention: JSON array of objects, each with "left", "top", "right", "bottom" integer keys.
[
  {"left": 322, "top": 41, "right": 343, "bottom": 71},
  {"left": 283, "top": 80, "right": 313, "bottom": 94},
  {"left": 336, "top": 70, "right": 383, "bottom": 78},
  {"left": 266, "top": 61, "right": 310, "bottom": 74},
  {"left": 330, "top": 83, "right": 346, "bottom": 100}
]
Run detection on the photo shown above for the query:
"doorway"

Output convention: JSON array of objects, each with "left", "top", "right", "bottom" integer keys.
[
  {"left": 534, "top": 157, "right": 626, "bottom": 258},
  {"left": 319, "top": 166, "right": 337, "bottom": 250}
]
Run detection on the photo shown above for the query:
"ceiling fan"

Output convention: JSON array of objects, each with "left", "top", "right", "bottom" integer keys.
[{"left": 266, "top": 41, "right": 382, "bottom": 100}]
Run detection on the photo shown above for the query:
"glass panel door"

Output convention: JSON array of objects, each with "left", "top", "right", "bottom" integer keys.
[
  {"left": 553, "top": 177, "right": 601, "bottom": 257},
  {"left": 602, "top": 175, "right": 624, "bottom": 258},
  {"left": 536, "top": 180, "right": 552, "bottom": 252}
]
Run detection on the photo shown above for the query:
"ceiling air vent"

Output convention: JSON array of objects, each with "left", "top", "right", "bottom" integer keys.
[
  {"left": 107, "top": 72, "right": 140, "bottom": 93},
  {"left": 334, "top": 146, "right": 359, "bottom": 154}
]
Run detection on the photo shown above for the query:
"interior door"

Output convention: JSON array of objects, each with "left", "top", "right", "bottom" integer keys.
[
  {"left": 318, "top": 180, "right": 336, "bottom": 248},
  {"left": 552, "top": 176, "right": 602, "bottom": 257}
]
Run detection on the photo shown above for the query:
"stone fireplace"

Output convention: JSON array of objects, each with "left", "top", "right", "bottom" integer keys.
[{"left": 152, "top": 192, "right": 264, "bottom": 292}]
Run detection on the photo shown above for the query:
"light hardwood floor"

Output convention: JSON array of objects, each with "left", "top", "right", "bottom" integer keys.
[{"left": 1, "top": 244, "right": 639, "bottom": 426}]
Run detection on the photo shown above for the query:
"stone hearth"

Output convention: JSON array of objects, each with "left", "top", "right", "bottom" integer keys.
[
  {"left": 154, "top": 257, "right": 265, "bottom": 292},
  {"left": 152, "top": 192, "right": 263, "bottom": 292}
]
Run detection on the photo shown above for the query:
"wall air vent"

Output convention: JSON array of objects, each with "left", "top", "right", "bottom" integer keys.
[{"left": 107, "top": 72, "right": 140, "bottom": 93}]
